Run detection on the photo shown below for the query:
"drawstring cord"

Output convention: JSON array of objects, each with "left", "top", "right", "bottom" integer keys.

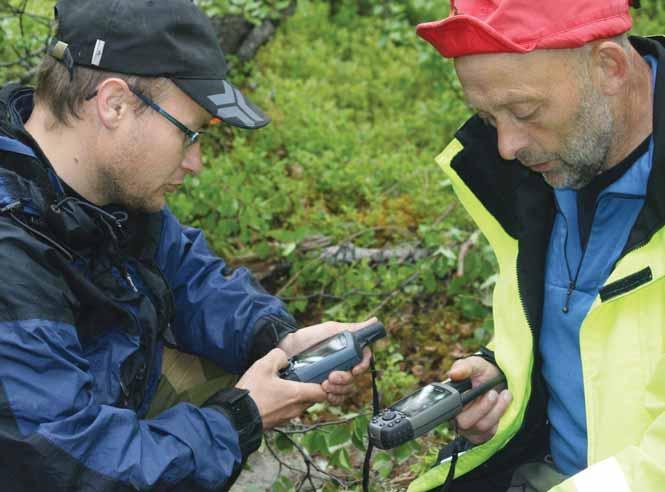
[{"left": 362, "top": 356, "right": 380, "bottom": 492}]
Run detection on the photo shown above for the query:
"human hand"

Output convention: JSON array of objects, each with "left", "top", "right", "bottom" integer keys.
[
  {"left": 277, "top": 318, "right": 377, "bottom": 405},
  {"left": 448, "top": 356, "right": 511, "bottom": 444},
  {"left": 235, "top": 348, "right": 327, "bottom": 429}
]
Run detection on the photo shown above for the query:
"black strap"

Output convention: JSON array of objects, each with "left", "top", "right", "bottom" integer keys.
[
  {"left": 362, "top": 356, "right": 380, "bottom": 492},
  {"left": 433, "top": 439, "right": 461, "bottom": 492}
]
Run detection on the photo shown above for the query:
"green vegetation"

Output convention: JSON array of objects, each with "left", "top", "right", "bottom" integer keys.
[
  {"left": 2, "top": 0, "right": 665, "bottom": 490},
  {"left": 171, "top": 3, "right": 498, "bottom": 489}
]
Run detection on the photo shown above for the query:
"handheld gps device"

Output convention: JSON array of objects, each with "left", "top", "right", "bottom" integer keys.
[
  {"left": 368, "top": 373, "right": 506, "bottom": 449},
  {"left": 279, "top": 321, "right": 386, "bottom": 384}
]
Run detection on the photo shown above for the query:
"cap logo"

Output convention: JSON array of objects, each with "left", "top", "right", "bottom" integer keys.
[
  {"left": 208, "top": 81, "right": 262, "bottom": 127},
  {"left": 92, "top": 39, "right": 105, "bottom": 66}
]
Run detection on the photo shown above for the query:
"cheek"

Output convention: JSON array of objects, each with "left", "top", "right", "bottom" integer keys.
[{"left": 527, "top": 112, "right": 573, "bottom": 154}]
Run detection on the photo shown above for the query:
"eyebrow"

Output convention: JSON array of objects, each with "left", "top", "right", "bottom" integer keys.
[{"left": 469, "top": 96, "right": 540, "bottom": 113}]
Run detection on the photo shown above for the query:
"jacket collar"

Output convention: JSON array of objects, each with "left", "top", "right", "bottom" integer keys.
[
  {"left": 623, "top": 36, "right": 665, "bottom": 253},
  {"left": 0, "top": 85, "right": 60, "bottom": 205}
]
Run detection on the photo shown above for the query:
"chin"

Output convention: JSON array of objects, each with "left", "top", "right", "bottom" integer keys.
[
  {"left": 142, "top": 200, "right": 166, "bottom": 213},
  {"left": 123, "top": 196, "right": 165, "bottom": 213},
  {"left": 543, "top": 171, "right": 572, "bottom": 189}
]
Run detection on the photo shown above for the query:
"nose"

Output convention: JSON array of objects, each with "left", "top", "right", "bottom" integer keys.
[
  {"left": 496, "top": 119, "right": 529, "bottom": 162},
  {"left": 181, "top": 141, "right": 203, "bottom": 175}
]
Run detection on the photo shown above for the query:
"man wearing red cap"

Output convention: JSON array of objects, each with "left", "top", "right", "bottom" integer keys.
[{"left": 409, "top": 1, "right": 663, "bottom": 491}]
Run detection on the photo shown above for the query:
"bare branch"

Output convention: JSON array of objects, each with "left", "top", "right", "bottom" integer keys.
[
  {"left": 456, "top": 229, "right": 481, "bottom": 277},
  {"left": 270, "top": 429, "right": 351, "bottom": 489},
  {"left": 320, "top": 242, "right": 429, "bottom": 265},
  {"left": 276, "top": 414, "right": 365, "bottom": 434}
]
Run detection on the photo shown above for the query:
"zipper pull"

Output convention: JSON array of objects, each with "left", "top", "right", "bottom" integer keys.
[
  {"left": 123, "top": 267, "right": 139, "bottom": 293},
  {"left": 562, "top": 281, "right": 575, "bottom": 313}
]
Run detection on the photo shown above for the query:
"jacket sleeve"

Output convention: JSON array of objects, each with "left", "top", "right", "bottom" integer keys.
[
  {"left": 0, "top": 221, "right": 248, "bottom": 491},
  {"left": 551, "top": 354, "right": 665, "bottom": 492},
  {"left": 155, "top": 208, "right": 296, "bottom": 373}
]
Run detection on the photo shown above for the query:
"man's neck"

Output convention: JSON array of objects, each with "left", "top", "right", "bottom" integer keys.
[
  {"left": 24, "top": 106, "right": 101, "bottom": 204},
  {"left": 606, "top": 54, "right": 654, "bottom": 169}
]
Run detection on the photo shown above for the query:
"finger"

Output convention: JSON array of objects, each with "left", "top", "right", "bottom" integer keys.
[
  {"left": 348, "top": 317, "right": 380, "bottom": 332},
  {"left": 321, "top": 381, "right": 354, "bottom": 395},
  {"left": 351, "top": 347, "right": 372, "bottom": 376},
  {"left": 275, "top": 403, "right": 310, "bottom": 426},
  {"left": 292, "top": 381, "right": 327, "bottom": 403},
  {"left": 265, "top": 348, "right": 290, "bottom": 371},
  {"left": 448, "top": 355, "right": 488, "bottom": 381},
  {"left": 465, "top": 420, "right": 502, "bottom": 445},
  {"left": 448, "top": 359, "right": 474, "bottom": 380},
  {"left": 455, "top": 389, "right": 499, "bottom": 431},
  {"left": 469, "top": 390, "right": 511, "bottom": 435},
  {"left": 327, "top": 393, "right": 346, "bottom": 406},
  {"left": 326, "top": 370, "right": 352, "bottom": 386}
]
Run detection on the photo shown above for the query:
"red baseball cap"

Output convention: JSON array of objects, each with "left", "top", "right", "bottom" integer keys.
[{"left": 416, "top": 0, "right": 639, "bottom": 59}]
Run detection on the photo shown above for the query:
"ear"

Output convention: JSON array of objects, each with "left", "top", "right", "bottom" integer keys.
[
  {"left": 93, "top": 78, "right": 135, "bottom": 130},
  {"left": 589, "top": 40, "right": 630, "bottom": 96}
]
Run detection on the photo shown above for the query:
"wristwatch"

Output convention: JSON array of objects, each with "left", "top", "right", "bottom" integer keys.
[{"left": 204, "top": 387, "right": 263, "bottom": 458}]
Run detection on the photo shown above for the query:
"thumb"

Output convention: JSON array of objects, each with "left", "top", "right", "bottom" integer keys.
[
  {"left": 264, "top": 348, "right": 290, "bottom": 372},
  {"left": 448, "top": 358, "right": 475, "bottom": 380},
  {"left": 348, "top": 317, "right": 380, "bottom": 333},
  {"left": 293, "top": 381, "right": 327, "bottom": 403}
]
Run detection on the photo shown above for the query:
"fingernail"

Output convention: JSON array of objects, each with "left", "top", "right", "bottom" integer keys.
[
  {"left": 501, "top": 390, "right": 512, "bottom": 402},
  {"left": 487, "top": 390, "right": 498, "bottom": 402}
]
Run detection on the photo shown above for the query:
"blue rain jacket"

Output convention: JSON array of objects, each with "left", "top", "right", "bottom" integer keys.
[{"left": 0, "top": 85, "right": 295, "bottom": 491}]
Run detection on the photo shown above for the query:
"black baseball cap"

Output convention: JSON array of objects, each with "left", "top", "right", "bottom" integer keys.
[{"left": 49, "top": 0, "right": 270, "bottom": 129}]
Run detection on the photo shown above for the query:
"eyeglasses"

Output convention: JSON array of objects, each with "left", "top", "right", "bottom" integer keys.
[{"left": 85, "top": 86, "right": 202, "bottom": 147}]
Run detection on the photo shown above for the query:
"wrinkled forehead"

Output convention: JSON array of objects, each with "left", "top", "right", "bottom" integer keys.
[{"left": 453, "top": 49, "right": 581, "bottom": 109}]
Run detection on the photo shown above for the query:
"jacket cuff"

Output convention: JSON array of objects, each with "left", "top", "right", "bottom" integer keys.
[
  {"left": 204, "top": 388, "right": 263, "bottom": 460},
  {"left": 248, "top": 314, "right": 297, "bottom": 364},
  {"left": 469, "top": 346, "right": 497, "bottom": 366}
]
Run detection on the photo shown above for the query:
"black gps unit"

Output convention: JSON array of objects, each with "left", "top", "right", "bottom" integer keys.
[{"left": 368, "top": 374, "right": 506, "bottom": 449}]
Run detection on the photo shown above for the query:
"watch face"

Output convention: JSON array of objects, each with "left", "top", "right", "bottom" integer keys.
[
  {"left": 290, "top": 333, "right": 348, "bottom": 369},
  {"left": 392, "top": 385, "right": 452, "bottom": 417}
]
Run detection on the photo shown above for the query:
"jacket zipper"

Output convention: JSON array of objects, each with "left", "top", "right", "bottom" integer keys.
[{"left": 560, "top": 191, "right": 646, "bottom": 313}]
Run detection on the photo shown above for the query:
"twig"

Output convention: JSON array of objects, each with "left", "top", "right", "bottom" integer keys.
[
  {"left": 276, "top": 414, "right": 365, "bottom": 434},
  {"left": 432, "top": 202, "right": 458, "bottom": 227},
  {"left": 456, "top": 229, "right": 481, "bottom": 277},
  {"left": 264, "top": 435, "right": 303, "bottom": 481},
  {"left": 275, "top": 265, "right": 306, "bottom": 296},
  {"left": 271, "top": 429, "right": 350, "bottom": 489},
  {"left": 367, "top": 271, "right": 420, "bottom": 318},
  {"left": 280, "top": 287, "right": 386, "bottom": 302}
]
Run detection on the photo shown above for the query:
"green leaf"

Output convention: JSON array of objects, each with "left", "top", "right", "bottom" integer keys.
[
  {"left": 330, "top": 447, "right": 352, "bottom": 471},
  {"left": 372, "top": 451, "right": 394, "bottom": 479},
  {"left": 328, "top": 424, "right": 351, "bottom": 447},
  {"left": 391, "top": 441, "right": 418, "bottom": 464},
  {"left": 272, "top": 475, "right": 295, "bottom": 492},
  {"left": 303, "top": 430, "right": 329, "bottom": 455},
  {"left": 282, "top": 242, "right": 297, "bottom": 256},
  {"left": 274, "top": 432, "right": 294, "bottom": 452},
  {"left": 351, "top": 415, "right": 369, "bottom": 451}
]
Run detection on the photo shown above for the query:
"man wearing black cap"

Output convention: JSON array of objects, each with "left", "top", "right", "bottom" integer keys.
[
  {"left": 407, "top": 0, "right": 665, "bottom": 492},
  {"left": 0, "top": 1, "right": 371, "bottom": 491}
]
